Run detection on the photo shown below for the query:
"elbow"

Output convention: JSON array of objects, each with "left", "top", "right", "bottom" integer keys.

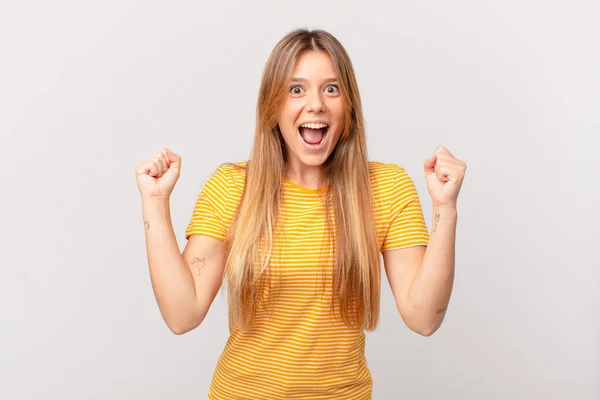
[
  {"left": 168, "top": 315, "right": 205, "bottom": 335},
  {"left": 169, "top": 321, "right": 200, "bottom": 335},
  {"left": 407, "top": 323, "right": 438, "bottom": 337},
  {"left": 170, "top": 325, "right": 191, "bottom": 335},
  {"left": 417, "top": 325, "right": 438, "bottom": 337},
  {"left": 400, "top": 308, "right": 440, "bottom": 337},
  {"left": 398, "top": 302, "right": 443, "bottom": 337}
]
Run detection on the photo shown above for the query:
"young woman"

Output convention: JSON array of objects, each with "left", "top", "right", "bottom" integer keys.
[{"left": 136, "top": 28, "right": 466, "bottom": 400}]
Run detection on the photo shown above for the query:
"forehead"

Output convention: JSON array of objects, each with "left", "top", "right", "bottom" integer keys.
[{"left": 291, "top": 50, "right": 338, "bottom": 80}]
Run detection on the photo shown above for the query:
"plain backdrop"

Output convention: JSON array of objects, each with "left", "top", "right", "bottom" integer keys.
[{"left": 1, "top": 1, "right": 598, "bottom": 399}]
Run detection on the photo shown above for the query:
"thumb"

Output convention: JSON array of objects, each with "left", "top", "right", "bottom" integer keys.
[
  {"left": 165, "top": 148, "right": 181, "bottom": 169},
  {"left": 424, "top": 155, "right": 437, "bottom": 174}
]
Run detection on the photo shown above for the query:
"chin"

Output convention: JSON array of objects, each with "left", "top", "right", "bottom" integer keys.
[{"left": 298, "top": 152, "right": 331, "bottom": 167}]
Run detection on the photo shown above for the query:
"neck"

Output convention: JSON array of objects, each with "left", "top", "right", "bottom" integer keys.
[{"left": 285, "top": 162, "right": 323, "bottom": 190}]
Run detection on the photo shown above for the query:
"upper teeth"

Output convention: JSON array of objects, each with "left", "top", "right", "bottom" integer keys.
[{"left": 300, "top": 122, "right": 328, "bottom": 129}]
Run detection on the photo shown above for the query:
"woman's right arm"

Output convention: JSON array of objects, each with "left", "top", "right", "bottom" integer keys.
[
  {"left": 136, "top": 148, "right": 225, "bottom": 335},
  {"left": 142, "top": 197, "right": 225, "bottom": 335}
]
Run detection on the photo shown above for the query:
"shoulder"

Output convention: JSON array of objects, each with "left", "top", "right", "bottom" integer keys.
[
  {"left": 369, "top": 160, "right": 408, "bottom": 185},
  {"left": 196, "top": 161, "right": 247, "bottom": 197},
  {"left": 206, "top": 160, "right": 247, "bottom": 187},
  {"left": 369, "top": 161, "right": 420, "bottom": 205},
  {"left": 208, "top": 161, "right": 247, "bottom": 204}
]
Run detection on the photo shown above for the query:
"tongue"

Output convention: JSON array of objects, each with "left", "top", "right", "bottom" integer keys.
[{"left": 299, "top": 127, "right": 325, "bottom": 144}]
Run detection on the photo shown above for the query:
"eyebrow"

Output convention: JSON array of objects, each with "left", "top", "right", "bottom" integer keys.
[{"left": 290, "top": 77, "right": 338, "bottom": 83}]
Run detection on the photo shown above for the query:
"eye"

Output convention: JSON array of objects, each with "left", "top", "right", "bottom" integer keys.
[
  {"left": 290, "top": 85, "right": 305, "bottom": 95},
  {"left": 325, "top": 84, "right": 339, "bottom": 94}
]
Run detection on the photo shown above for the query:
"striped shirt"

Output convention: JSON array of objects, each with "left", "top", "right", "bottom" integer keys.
[{"left": 185, "top": 161, "right": 430, "bottom": 399}]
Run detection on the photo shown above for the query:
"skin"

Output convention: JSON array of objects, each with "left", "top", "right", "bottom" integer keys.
[{"left": 277, "top": 50, "right": 345, "bottom": 189}]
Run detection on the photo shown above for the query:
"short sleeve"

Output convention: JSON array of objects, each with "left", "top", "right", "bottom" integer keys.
[
  {"left": 185, "top": 165, "right": 231, "bottom": 241},
  {"left": 381, "top": 165, "right": 430, "bottom": 252}
]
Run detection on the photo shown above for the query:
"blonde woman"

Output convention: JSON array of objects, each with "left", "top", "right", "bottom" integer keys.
[{"left": 136, "top": 28, "right": 466, "bottom": 400}]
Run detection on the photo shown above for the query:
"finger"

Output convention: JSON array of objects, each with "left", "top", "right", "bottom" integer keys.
[
  {"left": 165, "top": 148, "right": 181, "bottom": 169},
  {"left": 435, "top": 152, "right": 463, "bottom": 167},
  {"left": 441, "top": 166, "right": 455, "bottom": 182},
  {"left": 439, "top": 163, "right": 464, "bottom": 182},
  {"left": 434, "top": 161, "right": 450, "bottom": 182},
  {"left": 153, "top": 155, "right": 167, "bottom": 176},
  {"left": 424, "top": 155, "right": 437, "bottom": 174},
  {"left": 136, "top": 161, "right": 150, "bottom": 176},
  {"left": 161, "top": 148, "right": 172, "bottom": 167},
  {"left": 146, "top": 160, "right": 160, "bottom": 177},
  {"left": 155, "top": 151, "right": 168, "bottom": 172},
  {"left": 433, "top": 145, "right": 454, "bottom": 158}
]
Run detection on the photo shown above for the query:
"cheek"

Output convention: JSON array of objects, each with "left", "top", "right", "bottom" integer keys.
[
  {"left": 279, "top": 103, "right": 302, "bottom": 128},
  {"left": 330, "top": 104, "right": 346, "bottom": 132},
  {"left": 278, "top": 112, "right": 299, "bottom": 144},
  {"left": 329, "top": 99, "right": 345, "bottom": 121}
]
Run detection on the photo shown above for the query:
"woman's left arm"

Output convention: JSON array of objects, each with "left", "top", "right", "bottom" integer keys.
[
  {"left": 412, "top": 145, "right": 466, "bottom": 334},
  {"left": 383, "top": 145, "right": 466, "bottom": 336},
  {"left": 406, "top": 205, "right": 458, "bottom": 335}
]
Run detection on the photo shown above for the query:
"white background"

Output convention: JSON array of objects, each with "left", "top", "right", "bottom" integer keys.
[{"left": 1, "top": 0, "right": 598, "bottom": 398}]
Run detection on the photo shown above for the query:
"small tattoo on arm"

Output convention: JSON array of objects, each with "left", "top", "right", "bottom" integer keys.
[
  {"left": 436, "top": 306, "right": 447, "bottom": 314},
  {"left": 191, "top": 257, "right": 206, "bottom": 276},
  {"left": 432, "top": 213, "right": 440, "bottom": 233},
  {"left": 144, "top": 221, "right": 150, "bottom": 230}
]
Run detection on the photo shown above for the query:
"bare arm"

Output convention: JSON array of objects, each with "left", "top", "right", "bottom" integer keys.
[
  {"left": 383, "top": 205, "right": 457, "bottom": 336},
  {"left": 143, "top": 197, "right": 225, "bottom": 335}
]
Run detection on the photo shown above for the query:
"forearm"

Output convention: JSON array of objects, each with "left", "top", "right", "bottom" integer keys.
[
  {"left": 408, "top": 205, "right": 457, "bottom": 335},
  {"left": 142, "top": 197, "right": 200, "bottom": 332}
]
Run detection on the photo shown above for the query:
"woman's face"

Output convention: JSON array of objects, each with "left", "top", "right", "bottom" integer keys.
[{"left": 278, "top": 50, "right": 345, "bottom": 173}]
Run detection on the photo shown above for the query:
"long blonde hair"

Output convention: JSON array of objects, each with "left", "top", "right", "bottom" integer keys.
[{"left": 222, "top": 28, "right": 381, "bottom": 332}]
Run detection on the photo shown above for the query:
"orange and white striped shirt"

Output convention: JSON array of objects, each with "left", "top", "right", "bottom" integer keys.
[{"left": 185, "top": 161, "right": 430, "bottom": 399}]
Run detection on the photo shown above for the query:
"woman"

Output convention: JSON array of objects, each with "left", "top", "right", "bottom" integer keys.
[{"left": 136, "top": 28, "right": 466, "bottom": 400}]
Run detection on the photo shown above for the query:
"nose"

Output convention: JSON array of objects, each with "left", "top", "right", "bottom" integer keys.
[{"left": 306, "top": 91, "right": 325, "bottom": 113}]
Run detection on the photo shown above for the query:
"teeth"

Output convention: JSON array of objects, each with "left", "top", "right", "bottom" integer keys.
[{"left": 300, "top": 122, "right": 328, "bottom": 129}]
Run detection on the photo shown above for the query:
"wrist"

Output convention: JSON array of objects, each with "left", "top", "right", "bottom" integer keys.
[
  {"left": 432, "top": 203, "right": 457, "bottom": 211},
  {"left": 142, "top": 196, "right": 171, "bottom": 215},
  {"left": 142, "top": 195, "right": 171, "bottom": 204},
  {"left": 142, "top": 196, "right": 172, "bottom": 224}
]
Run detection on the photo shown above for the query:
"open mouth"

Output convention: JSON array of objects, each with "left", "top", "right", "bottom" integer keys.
[{"left": 298, "top": 123, "right": 329, "bottom": 146}]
